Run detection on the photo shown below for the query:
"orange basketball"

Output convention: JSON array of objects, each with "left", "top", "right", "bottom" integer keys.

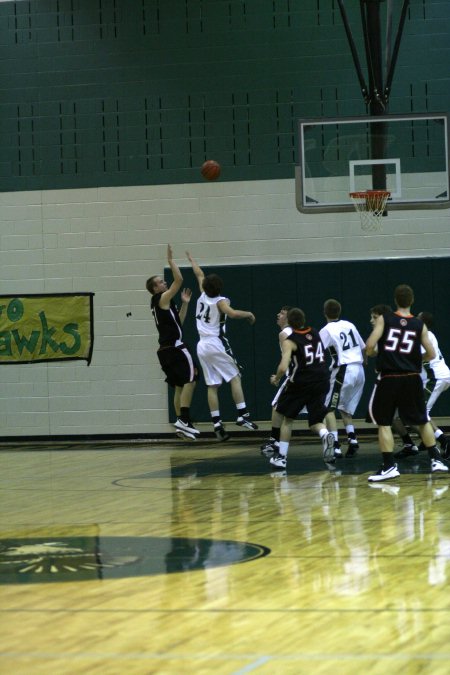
[{"left": 201, "top": 160, "right": 221, "bottom": 181}]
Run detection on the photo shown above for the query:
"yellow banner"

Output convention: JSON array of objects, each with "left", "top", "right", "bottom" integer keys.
[{"left": 0, "top": 294, "right": 94, "bottom": 364}]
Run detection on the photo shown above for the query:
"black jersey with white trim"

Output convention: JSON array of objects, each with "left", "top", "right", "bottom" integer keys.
[
  {"left": 287, "top": 327, "right": 329, "bottom": 385},
  {"left": 376, "top": 311, "right": 423, "bottom": 374},
  {"left": 150, "top": 293, "right": 183, "bottom": 347}
]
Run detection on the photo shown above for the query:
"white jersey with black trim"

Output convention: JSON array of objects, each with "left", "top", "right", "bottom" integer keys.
[
  {"left": 421, "top": 330, "right": 450, "bottom": 381},
  {"left": 195, "top": 292, "right": 228, "bottom": 338},
  {"left": 319, "top": 319, "right": 365, "bottom": 367}
]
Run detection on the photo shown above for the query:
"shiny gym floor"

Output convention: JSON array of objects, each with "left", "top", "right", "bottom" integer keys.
[{"left": 1, "top": 433, "right": 450, "bottom": 674}]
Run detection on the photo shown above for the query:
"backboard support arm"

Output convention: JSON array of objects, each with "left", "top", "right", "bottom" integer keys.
[
  {"left": 336, "top": 0, "right": 370, "bottom": 104},
  {"left": 384, "top": 0, "right": 411, "bottom": 103}
]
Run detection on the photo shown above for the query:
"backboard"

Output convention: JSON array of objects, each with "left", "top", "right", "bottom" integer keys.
[{"left": 296, "top": 113, "right": 449, "bottom": 213}]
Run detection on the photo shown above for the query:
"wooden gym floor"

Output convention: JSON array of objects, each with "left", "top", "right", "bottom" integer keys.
[{"left": 1, "top": 434, "right": 450, "bottom": 674}]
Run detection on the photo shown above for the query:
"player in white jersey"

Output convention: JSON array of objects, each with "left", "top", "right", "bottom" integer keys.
[
  {"left": 260, "top": 306, "right": 293, "bottom": 456},
  {"left": 186, "top": 251, "right": 258, "bottom": 440},
  {"left": 319, "top": 299, "right": 366, "bottom": 458},
  {"left": 418, "top": 312, "right": 450, "bottom": 457}
]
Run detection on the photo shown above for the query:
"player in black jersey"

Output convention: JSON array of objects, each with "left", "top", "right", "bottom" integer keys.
[
  {"left": 268, "top": 307, "right": 335, "bottom": 470},
  {"left": 370, "top": 303, "right": 420, "bottom": 456},
  {"left": 146, "top": 245, "right": 199, "bottom": 441},
  {"left": 366, "top": 284, "right": 448, "bottom": 482}
]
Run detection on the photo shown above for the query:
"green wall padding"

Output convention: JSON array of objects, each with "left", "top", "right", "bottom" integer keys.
[{"left": 167, "top": 256, "right": 450, "bottom": 426}]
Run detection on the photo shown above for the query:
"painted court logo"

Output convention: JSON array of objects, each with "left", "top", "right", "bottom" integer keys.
[
  {"left": 0, "top": 536, "right": 270, "bottom": 584},
  {"left": 0, "top": 541, "right": 138, "bottom": 577}
]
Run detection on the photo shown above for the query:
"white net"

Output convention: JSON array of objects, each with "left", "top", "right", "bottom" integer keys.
[{"left": 349, "top": 190, "right": 391, "bottom": 232}]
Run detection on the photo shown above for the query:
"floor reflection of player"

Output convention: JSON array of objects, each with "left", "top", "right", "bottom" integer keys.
[
  {"left": 270, "top": 471, "right": 371, "bottom": 596},
  {"left": 272, "top": 468, "right": 450, "bottom": 605},
  {"left": 165, "top": 462, "right": 205, "bottom": 573},
  {"left": 370, "top": 479, "right": 450, "bottom": 640},
  {"left": 269, "top": 472, "right": 330, "bottom": 592},
  {"left": 428, "top": 507, "right": 450, "bottom": 586},
  {"left": 334, "top": 491, "right": 371, "bottom": 596},
  {"left": 166, "top": 457, "right": 257, "bottom": 602}
]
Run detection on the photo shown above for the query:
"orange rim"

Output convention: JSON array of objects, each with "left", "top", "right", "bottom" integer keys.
[{"left": 349, "top": 190, "right": 391, "bottom": 198}]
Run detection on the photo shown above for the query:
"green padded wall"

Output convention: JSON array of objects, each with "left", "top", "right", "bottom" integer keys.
[{"left": 170, "top": 257, "right": 450, "bottom": 424}]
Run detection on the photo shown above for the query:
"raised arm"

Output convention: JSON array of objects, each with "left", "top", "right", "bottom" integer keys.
[
  {"left": 217, "top": 299, "right": 255, "bottom": 324},
  {"left": 178, "top": 288, "right": 192, "bottom": 325},
  {"left": 186, "top": 250, "right": 204, "bottom": 293},
  {"left": 159, "top": 244, "right": 183, "bottom": 309}
]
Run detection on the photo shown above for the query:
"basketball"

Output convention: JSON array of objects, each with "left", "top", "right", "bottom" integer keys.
[{"left": 201, "top": 160, "right": 221, "bottom": 181}]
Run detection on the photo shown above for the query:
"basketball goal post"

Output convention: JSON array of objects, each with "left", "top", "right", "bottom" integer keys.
[
  {"left": 349, "top": 190, "right": 391, "bottom": 231},
  {"left": 337, "top": 0, "right": 411, "bottom": 228}
]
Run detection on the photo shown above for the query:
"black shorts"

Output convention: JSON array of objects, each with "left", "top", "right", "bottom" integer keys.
[
  {"left": 157, "top": 344, "right": 199, "bottom": 388},
  {"left": 276, "top": 379, "right": 329, "bottom": 426},
  {"left": 368, "top": 373, "right": 428, "bottom": 426}
]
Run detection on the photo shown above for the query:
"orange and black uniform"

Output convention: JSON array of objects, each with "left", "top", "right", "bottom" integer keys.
[
  {"left": 275, "top": 327, "right": 330, "bottom": 425},
  {"left": 368, "top": 311, "right": 427, "bottom": 426}
]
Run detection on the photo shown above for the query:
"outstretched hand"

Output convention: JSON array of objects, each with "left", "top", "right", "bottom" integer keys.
[
  {"left": 167, "top": 244, "right": 173, "bottom": 262},
  {"left": 181, "top": 288, "right": 192, "bottom": 303},
  {"left": 247, "top": 313, "right": 256, "bottom": 325}
]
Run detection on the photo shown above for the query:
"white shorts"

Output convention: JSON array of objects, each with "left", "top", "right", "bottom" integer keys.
[
  {"left": 425, "top": 377, "right": 450, "bottom": 414},
  {"left": 197, "top": 337, "right": 240, "bottom": 386},
  {"left": 326, "top": 362, "right": 365, "bottom": 416}
]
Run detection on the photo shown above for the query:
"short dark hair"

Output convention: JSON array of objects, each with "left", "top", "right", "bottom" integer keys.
[
  {"left": 394, "top": 284, "right": 414, "bottom": 309},
  {"left": 324, "top": 298, "right": 341, "bottom": 320},
  {"left": 418, "top": 311, "right": 433, "bottom": 329},
  {"left": 370, "top": 303, "right": 392, "bottom": 316},
  {"left": 146, "top": 275, "right": 159, "bottom": 294},
  {"left": 287, "top": 307, "right": 305, "bottom": 330},
  {"left": 202, "top": 273, "right": 223, "bottom": 298}
]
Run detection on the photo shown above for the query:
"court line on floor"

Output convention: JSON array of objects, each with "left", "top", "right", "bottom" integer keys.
[
  {"left": 1, "top": 651, "right": 450, "bottom": 662},
  {"left": 3, "top": 607, "right": 450, "bottom": 613},
  {"left": 231, "top": 656, "right": 271, "bottom": 674}
]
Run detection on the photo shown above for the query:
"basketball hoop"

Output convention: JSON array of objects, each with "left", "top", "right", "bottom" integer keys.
[{"left": 349, "top": 190, "right": 391, "bottom": 232}]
